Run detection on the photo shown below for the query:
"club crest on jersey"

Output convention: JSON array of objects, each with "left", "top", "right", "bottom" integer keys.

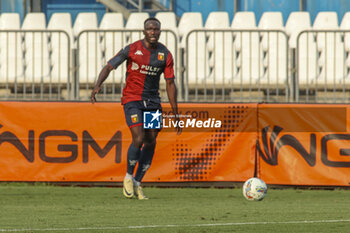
[
  {"left": 158, "top": 52, "right": 164, "bottom": 61},
  {"left": 131, "top": 114, "right": 139, "bottom": 123}
]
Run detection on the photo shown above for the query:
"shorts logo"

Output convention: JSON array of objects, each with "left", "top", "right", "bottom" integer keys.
[
  {"left": 158, "top": 52, "right": 164, "bottom": 61},
  {"left": 143, "top": 110, "right": 162, "bottom": 129},
  {"left": 131, "top": 114, "right": 139, "bottom": 123}
]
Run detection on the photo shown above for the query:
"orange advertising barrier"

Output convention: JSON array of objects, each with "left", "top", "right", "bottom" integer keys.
[
  {"left": 257, "top": 104, "right": 350, "bottom": 186},
  {"left": 0, "top": 102, "right": 349, "bottom": 186},
  {"left": 0, "top": 102, "right": 256, "bottom": 183}
]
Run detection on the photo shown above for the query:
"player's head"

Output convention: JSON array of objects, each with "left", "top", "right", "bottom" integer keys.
[
  {"left": 144, "top": 17, "right": 161, "bottom": 29},
  {"left": 143, "top": 17, "right": 161, "bottom": 47}
]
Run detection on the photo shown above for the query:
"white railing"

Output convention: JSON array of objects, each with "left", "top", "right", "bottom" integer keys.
[{"left": 1, "top": 28, "right": 350, "bottom": 103}]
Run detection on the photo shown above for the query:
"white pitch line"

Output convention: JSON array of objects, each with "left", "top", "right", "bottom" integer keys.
[{"left": 0, "top": 219, "right": 350, "bottom": 232}]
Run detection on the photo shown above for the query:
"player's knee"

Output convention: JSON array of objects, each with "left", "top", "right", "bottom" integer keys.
[
  {"left": 144, "top": 140, "right": 156, "bottom": 150},
  {"left": 144, "top": 135, "right": 157, "bottom": 147},
  {"left": 132, "top": 134, "right": 144, "bottom": 148}
]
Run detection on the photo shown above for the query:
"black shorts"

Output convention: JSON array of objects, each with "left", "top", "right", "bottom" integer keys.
[{"left": 123, "top": 100, "right": 162, "bottom": 128}]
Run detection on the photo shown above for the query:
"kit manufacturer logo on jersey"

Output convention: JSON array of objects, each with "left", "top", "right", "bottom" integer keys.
[
  {"left": 158, "top": 52, "right": 164, "bottom": 61},
  {"left": 131, "top": 62, "right": 139, "bottom": 70},
  {"left": 134, "top": 50, "right": 143, "bottom": 55}
]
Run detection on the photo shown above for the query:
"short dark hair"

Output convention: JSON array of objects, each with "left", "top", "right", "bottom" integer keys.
[{"left": 144, "top": 17, "right": 161, "bottom": 28}]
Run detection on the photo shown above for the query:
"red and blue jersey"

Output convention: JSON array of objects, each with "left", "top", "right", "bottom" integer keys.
[{"left": 108, "top": 40, "right": 175, "bottom": 104}]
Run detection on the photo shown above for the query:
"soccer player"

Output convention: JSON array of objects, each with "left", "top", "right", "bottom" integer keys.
[{"left": 91, "top": 17, "right": 181, "bottom": 200}]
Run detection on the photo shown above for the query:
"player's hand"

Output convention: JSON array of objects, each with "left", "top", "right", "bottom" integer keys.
[
  {"left": 91, "top": 86, "right": 100, "bottom": 103},
  {"left": 175, "top": 116, "right": 182, "bottom": 135}
]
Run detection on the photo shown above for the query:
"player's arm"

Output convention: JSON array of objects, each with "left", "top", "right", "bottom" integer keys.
[
  {"left": 91, "top": 65, "right": 113, "bottom": 103},
  {"left": 164, "top": 51, "right": 181, "bottom": 134},
  {"left": 166, "top": 78, "right": 181, "bottom": 135},
  {"left": 91, "top": 46, "right": 129, "bottom": 103}
]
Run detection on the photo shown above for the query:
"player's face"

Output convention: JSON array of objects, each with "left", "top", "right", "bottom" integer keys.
[{"left": 143, "top": 20, "right": 161, "bottom": 46}]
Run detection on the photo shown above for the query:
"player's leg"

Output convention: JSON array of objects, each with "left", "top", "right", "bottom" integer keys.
[
  {"left": 123, "top": 102, "right": 144, "bottom": 198},
  {"left": 134, "top": 128, "right": 158, "bottom": 182},
  {"left": 134, "top": 129, "right": 159, "bottom": 200},
  {"left": 127, "top": 125, "right": 144, "bottom": 175}
]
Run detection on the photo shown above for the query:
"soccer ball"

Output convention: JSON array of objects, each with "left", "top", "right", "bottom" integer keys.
[{"left": 242, "top": 177, "right": 267, "bottom": 201}]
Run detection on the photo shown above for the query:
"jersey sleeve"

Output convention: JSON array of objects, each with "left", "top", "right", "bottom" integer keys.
[
  {"left": 163, "top": 51, "right": 175, "bottom": 79},
  {"left": 107, "top": 45, "right": 130, "bottom": 69}
]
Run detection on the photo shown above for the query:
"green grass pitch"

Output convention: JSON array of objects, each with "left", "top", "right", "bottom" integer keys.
[{"left": 0, "top": 183, "right": 350, "bottom": 233}]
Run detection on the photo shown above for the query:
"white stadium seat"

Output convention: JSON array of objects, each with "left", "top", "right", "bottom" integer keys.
[
  {"left": 178, "top": 12, "right": 203, "bottom": 48},
  {"left": 100, "top": 12, "right": 124, "bottom": 29},
  {"left": 22, "top": 13, "right": 50, "bottom": 83},
  {"left": 48, "top": 13, "right": 73, "bottom": 44},
  {"left": 73, "top": 12, "right": 98, "bottom": 37},
  {"left": 178, "top": 13, "right": 209, "bottom": 86},
  {"left": 155, "top": 12, "right": 179, "bottom": 83},
  {"left": 341, "top": 12, "right": 350, "bottom": 51},
  {"left": 287, "top": 12, "right": 316, "bottom": 86},
  {"left": 73, "top": 12, "right": 102, "bottom": 84},
  {"left": 205, "top": 11, "right": 230, "bottom": 51},
  {"left": 286, "top": 12, "right": 314, "bottom": 86},
  {"left": 313, "top": 12, "right": 339, "bottom": 50},
  {"left": 0, "top": 13, "right": 21, "bottom": 29},
  {"left": 313, "top": 12, "right": 343, "bottom": 85},
  {"left": 155, "top": 11, "right": 178, "bottom": 57},
  {"left": 258, "top": 12, "right": 288, "bottom": 85},
  {"left": 155, "top": 12, "right": 178, "bottom": 55},
  {"left": 205, "top": 11, "right": 230, "bottom": 30},
  {"left": 48, "top": 13, "right": 73, "bottom": 84},
  {"left": 231, "top": 12, "right": 261, "bottom": 84},
  {"left": 125, "top": 12, "right": 149, "bottom": 28},
  {"left": 340, "top": 12, "right": 350, "bottom": 84},
  {"left": 231, "top": 11, "right": 256, "bottom": 29},
  {"left": 99, "top": 12, "right": 124, "bottom": 84},
  {"left": 155, "top": 12, "right": 177, "bottom": 29},
  {"left": 0, "top": 13, "right": 23, "bottom": 83},
  {"left": 125, "top": 12, "right": 149, "bottom": 43},
  {"left": 286, "top": 12, "right": 311, "bottom": 48},
  {"left": 205, "top": 12, "right": 233, "bottom": 86}
]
